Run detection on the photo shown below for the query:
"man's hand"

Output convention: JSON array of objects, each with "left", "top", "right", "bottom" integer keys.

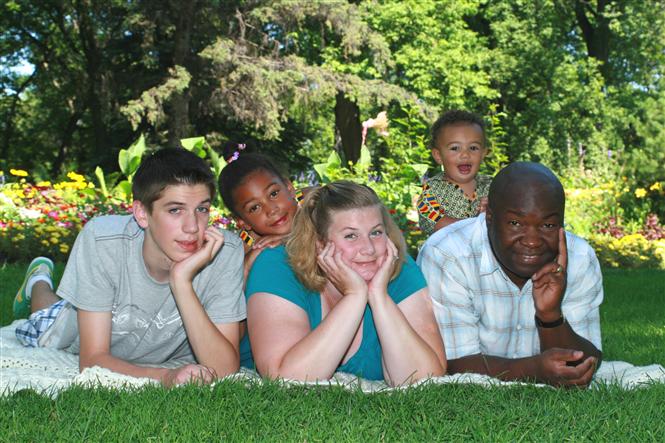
[
  {"left": 535, "top": 348, "right": 597, "bottom": 387},
  {"left": 161, "top": 364, "right": 216, "bottom": 387},
  {"left": 170, "top": 227, "right": 225, "bottom": 284},
  {"left": 531, "top": 228, "right": 567, "bottom": 322}
]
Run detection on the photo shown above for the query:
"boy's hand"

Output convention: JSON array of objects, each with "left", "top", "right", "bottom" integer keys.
[
  {"left": 170, "top": 227, "right": 225, "bottom": 284},
  {"left": 477, "top": 197, "right": 488, "bottom": 214},
  {"left": 161, "top": 364, "right": 216, "bottom": 387},
  {"left": 531, "top": 228, "right": 567, "bottom": 322}
]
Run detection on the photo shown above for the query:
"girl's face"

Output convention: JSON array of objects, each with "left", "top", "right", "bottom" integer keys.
[
  {"left": 233, "top": 170, "right": 297, "bottom": 236},
  {"left": 431, "top": 123, "right": 487, "bottom": 186},
  {"left": 324, "top": 206, "right": 388, "bottom": 282}
]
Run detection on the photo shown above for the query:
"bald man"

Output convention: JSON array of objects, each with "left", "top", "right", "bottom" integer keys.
[{"left": 417, "top": 162, "right": 603, "bottom": 387}]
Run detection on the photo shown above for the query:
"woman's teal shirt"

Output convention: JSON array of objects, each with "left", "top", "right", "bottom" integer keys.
[{"left": 239, "top": 245, "right": 427, "bottom": 381}]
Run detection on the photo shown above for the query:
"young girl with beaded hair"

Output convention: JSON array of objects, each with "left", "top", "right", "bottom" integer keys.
[
  {"left": 218, "top": 143, "right": 305, "bottom": 279},
  {"left": 240, "top": 180, "right": 446, "bottom": 385}
]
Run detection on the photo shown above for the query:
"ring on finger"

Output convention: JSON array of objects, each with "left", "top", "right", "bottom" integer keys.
[{"left": 555, "top": 264, "right": 563, "bottom": 273}]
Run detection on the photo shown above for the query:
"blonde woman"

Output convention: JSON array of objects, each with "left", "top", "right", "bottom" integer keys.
[{"left": 239, "top": 181, "right": 445, "bottom": 385}]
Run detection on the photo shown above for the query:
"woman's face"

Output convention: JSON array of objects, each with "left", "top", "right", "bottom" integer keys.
[{"left": 324, "top": 206, "right": 388, "bottom": 281}]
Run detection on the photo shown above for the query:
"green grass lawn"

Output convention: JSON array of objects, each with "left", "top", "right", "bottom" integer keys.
[{"left": 1, "top": 264, "right": 664, "bottom": 441}]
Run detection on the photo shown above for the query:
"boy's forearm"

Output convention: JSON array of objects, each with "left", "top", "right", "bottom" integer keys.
[
  {"left": 79, "top": 352, "right": 169, "bottom": 382},
  {"left": 170, "top": 280, "right": 240, "bottom": 377}
]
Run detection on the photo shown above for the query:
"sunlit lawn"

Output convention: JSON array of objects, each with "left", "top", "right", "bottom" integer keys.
[{"left": 1, "top": 264, "right": 664, "bottom": 441}]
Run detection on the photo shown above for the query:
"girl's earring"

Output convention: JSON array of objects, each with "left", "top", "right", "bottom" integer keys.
[{"left": 239, "top": 229, "right": 255, "bottom": 247}]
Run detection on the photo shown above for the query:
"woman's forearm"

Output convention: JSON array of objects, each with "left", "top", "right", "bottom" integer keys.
[
  {"left": 266, "top": 294, "right": 367, "bottom": 380},
  {"left": 370, "top": 294, "right": 445, "bottom": 386}
]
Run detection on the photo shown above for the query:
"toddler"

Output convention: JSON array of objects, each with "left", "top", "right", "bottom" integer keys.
[{"left": 416, "top": 110, "right": 492, "bottom": 235}]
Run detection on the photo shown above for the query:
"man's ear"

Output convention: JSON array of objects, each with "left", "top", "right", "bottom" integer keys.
[
  {"left": 133, "top": 200, "right": 150, "bottom": 229},
  {"left": 485, "top": 204, "right": 493, "bottom": 226}
]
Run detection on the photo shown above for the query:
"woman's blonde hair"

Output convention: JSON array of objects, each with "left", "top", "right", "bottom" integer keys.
[{"left": 286, "top": 180, "right": 407, "bottom": 292}]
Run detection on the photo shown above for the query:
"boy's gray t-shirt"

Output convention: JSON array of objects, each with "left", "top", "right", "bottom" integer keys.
[{"left": 39, "top": 214, "right": 246, "bottom": 366}]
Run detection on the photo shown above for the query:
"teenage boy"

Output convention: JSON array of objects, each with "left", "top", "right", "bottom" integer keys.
[
  {"left": 13, "top": 149, "right": 246, "bottom": 386},
  {"left": 418, "top": 162, "right": 603, "bottom": 387}
]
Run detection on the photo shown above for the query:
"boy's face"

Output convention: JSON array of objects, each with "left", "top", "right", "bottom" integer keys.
[
  {"left": 134, "top": 183, "right": 212, "bottom": 269},
  {"left": 431, "top": 123, "right": 487, "bottom": 186},
  {"left": 233, "top": 170, "right": 297, "bottom": 236}
]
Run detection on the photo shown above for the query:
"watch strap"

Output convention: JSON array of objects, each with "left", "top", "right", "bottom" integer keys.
[{"left": 534, "top": 314, "right": 565, "bottom": 328}]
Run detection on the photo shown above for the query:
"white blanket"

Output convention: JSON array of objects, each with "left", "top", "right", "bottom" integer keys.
[{"left": 2, "top": 321, "right": 663, "bottom": 397}]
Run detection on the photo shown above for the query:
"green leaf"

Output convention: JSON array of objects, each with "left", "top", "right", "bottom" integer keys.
[
  {"left": 313, "top": 163, "right": 330, "bottom": 183},
  {"left": 410, "top": 163, "right": 430, "bottom": 177},
  {"left": 118, "top": 150, "right": 130, "bottom": 175},
  {"left": 114, "top": 180, "right": 133, "bottom": 201},
  {"left": 357, "top": 146, "right": 372, "bottom": 169},
  {"left": 326, "top": 150, "right": 341, "bottom": 168},
  {"left": 180, "top": 136, "right": 206, "bottom": 151},
  {"left": 95, "top": 166, "right": 108, "bottom": 196}
]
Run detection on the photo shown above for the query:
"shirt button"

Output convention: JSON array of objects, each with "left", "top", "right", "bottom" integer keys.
[{"left": 516, "top": 325, "right": 522, "bottom": 330}]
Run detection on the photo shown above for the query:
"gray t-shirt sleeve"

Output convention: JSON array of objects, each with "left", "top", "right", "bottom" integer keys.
[
  {"left": 56, "top": 218, "right": 117, "bottom": 311},
  {"left": 195, "top": 230, "right": 247, "bottom": 324}
]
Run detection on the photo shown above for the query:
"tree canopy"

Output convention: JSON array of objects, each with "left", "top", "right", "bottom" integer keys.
[{"left": 2, "top": 0, "right": 665, "bottom": 191}]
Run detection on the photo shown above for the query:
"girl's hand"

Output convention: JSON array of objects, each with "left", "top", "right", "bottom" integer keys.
[
  {"left": 252, "top": 233, "right": 288, "bottom": 250},
  {"left": 367, "top": 239, "right": 399, "bottom": 302},
  {"left": 317, "top": 242, "right": 367, "bottom": 300}
]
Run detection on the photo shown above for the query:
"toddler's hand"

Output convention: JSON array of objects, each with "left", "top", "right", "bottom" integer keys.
[{"left": 478, "top": 197, "right": 488, "bottom": 214}]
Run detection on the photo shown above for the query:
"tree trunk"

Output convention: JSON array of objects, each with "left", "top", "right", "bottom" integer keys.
[
  {"left": 2, "top": 72, "right": 36, "bottom": 162},
  {"left": 51, "top": 110, "right": 84, "bottom": 176},
  {"left": 574, "top": 0, "right": 611, "bottom": 82},
  {"left": 167, "top": 0, "right": 197, "bottom": 148},
  {"left": 76, "top": 0, "right": 109, "bottom": 167},
  {"left": 334, "top": 91, "right": 362, "bottom": 163}
]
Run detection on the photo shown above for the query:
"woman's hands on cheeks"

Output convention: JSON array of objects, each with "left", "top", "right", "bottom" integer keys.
[
  {"left": 367, "top": 239, "right": 399, "bottom": 303},
  {"left": 316, "top": 241, "right": 367, "bottom": 300}
]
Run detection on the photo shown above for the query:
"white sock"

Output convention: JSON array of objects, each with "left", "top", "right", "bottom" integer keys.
[{"left": 25, "top": 275, "right": 53, "bottom": 300}]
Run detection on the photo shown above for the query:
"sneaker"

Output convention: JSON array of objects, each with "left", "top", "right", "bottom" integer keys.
[{"left": 13, "top": 257, "right": 54, "bottom": 319}]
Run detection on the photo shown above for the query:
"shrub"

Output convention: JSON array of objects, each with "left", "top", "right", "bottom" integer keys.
[{"left": 586, "top": 233, "right": 665, "bottom": 269}]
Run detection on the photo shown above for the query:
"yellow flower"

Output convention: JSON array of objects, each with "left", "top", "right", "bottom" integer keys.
[
  {"left": 59, "top": 243, "right": 70, "bottom": 254},
  {"left": 67, "top": 171, "right": 86, "bottom": 182},
  {"left": 36, "top": 181, "right": 52, "bottom": 187},
  {"left": 650, "top": 182, "right": 662, "bottom": 191},
  {"left": 634, "top": 188, "right": 647, "bottom": 198},
  {"left": 9, "top": 168, "right": 28, "bottom": 177}
]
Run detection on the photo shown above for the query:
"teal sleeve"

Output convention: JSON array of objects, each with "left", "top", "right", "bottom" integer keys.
[
  {"left": 245, "top": 246, "right": 309, "bottom": 310},
  {"left": 387, "top": 255, "right": 427, "bottom": 305}
]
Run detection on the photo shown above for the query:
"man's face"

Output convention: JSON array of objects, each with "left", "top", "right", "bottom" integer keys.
[
  {"left": 486, "top": 188, "right": 563, "bottom": 287},
  {"left": 134, "top": 183, "right": 212, "bottom": 270}
]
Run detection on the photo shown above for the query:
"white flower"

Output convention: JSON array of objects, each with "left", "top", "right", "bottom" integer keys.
[{"left": 19, "top": 207, "right": 42, "bottom": 219}]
